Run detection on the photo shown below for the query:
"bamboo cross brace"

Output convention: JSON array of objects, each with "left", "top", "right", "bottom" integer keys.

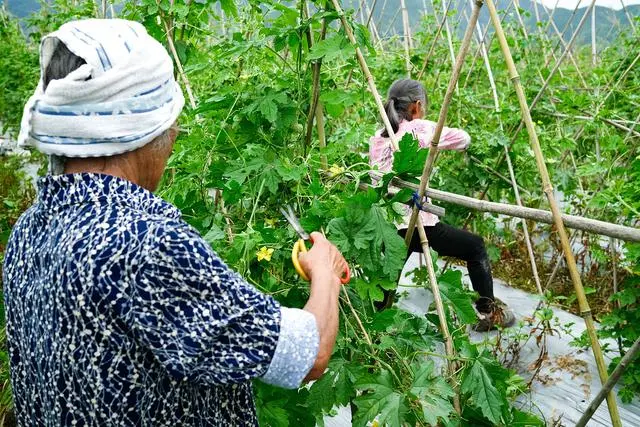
[
  {"left": 404, "top": 0, "right": 484, "bottom": 247},
  {"left": 575, "top": 336, "right": 640, "bottom": 427},
  {"left": 484, "top": 0, "right": 621, "bottom": 424},
  {"left": 365, "top": 171, "right": 640, "bottom": 242},
  {"left": 330, "top": 0, "right": 398, "bottom": 149}
]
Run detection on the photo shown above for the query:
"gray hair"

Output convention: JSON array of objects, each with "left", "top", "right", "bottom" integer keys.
[{"left": 381, "top": 79, "right": 428, "bottom": 138}]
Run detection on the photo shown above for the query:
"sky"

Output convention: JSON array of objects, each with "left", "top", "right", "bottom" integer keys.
[{"left": 537, "top": 0, "right": 640, "bottom": 10}]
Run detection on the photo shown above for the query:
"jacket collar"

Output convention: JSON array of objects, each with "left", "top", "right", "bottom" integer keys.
[{"left": 37, "top": 173, "right": 181, "bottom": 219}]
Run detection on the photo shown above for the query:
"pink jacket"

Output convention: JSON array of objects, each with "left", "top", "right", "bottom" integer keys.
[{"left": 369, "top": 119, "right": 471, "bottom": 227}]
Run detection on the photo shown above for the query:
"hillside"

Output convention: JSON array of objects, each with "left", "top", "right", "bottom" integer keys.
[{"left": 4, "top": 0, "right": 639, "bottom": 44}]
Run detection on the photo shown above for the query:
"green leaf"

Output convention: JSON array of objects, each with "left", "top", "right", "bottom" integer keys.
[
  {"left": 203, "top": 224, "right": 225, "bottom": 244},
  {"left": 354, "top": 371, "right": 407, "bottom": 427},
  {"left": 410, "top": 361, "right": 455, "bottom": 426},
  {"left": 218, "top": 0, "right": 237, "bottom": 17},
  {"left": 308, "top": 359, "right": 356, "bottom": 414},
  {"left": 509, "top": 408, "right": 544, "bottom": 426},
  {"left": 438, "top": 270, "right": 477, "bottom": 324},
  {"left": 369, "top": 206, "right": 406, "bottom": 279},
  {"left": 307, "top": 34, "right": 350, "bottom": 62},
  {"left": 259, "top": 96, "right": 278, "bottom": 124},
  {"left": 461, "top": 360, "right": 506, "bottom": 424},
  {"left": 353, "top": 277, "right": 385, "bottom": 302},
  {"left": 257, "top": 398, "right": 290, "bottom": 427},
  {"left": 393, "top": 133, "right": 428, "bottom": 177}
]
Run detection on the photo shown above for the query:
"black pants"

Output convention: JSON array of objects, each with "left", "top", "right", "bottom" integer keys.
[{"left": 397, "top": 222, "right": 495, "bottom": 313}]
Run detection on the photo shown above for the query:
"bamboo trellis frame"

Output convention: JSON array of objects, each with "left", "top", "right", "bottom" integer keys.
[{"left": 317, "top": 1, "right": 635, "bottom": 425}]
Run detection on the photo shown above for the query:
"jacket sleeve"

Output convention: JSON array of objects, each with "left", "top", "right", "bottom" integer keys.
[
  {"left": 130, "top": 221, "right": 318, "bottom": 388},
  {"left": 408, "top": 119, "right": 471, "bottom": 151}
]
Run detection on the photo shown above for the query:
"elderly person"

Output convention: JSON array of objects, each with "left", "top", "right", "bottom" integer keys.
[{"left": 2, "top": 19, "right": 347, "bottom": 426}]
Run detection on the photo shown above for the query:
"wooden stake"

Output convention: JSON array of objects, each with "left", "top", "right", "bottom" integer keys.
[
  {"left": 404, "top": 0, "right": 484, "bottom": 247},
  {"left": 484, "top": 0, "right": 622, "bottom": 424},
  {"left": 330, "top": 0, "right": 398, "bottom": 148}
]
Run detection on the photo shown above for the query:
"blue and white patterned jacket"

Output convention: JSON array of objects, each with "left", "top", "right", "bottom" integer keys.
[{"left": 3, "top": 173, "right": 318, "bottom": 426}]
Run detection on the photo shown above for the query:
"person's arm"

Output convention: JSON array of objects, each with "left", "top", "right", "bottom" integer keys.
[
  {"left": 129, "top": 221, "right": 345, "bottom": 389},
  {"left": 409, "top": 119, "right": 471, "bottom": 151},
  {"left": 297, "top": 232, "right": 345, "bottom": 380}
]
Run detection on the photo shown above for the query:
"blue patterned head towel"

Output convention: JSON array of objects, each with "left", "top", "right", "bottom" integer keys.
[{"left": 18, "top": 19, "right": 185, "bottom": 158}]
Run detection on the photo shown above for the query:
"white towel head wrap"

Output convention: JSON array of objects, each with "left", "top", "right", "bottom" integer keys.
[{"left": 18, "top": 19, "right": 185, "bottom": 157}]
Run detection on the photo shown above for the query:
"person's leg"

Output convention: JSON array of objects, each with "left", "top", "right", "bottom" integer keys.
[{"left": 411, "top": 222, "right": 495, "bottom": 313}]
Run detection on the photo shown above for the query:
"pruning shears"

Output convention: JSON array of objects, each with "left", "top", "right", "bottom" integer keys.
[{"left": 280, "top": 205, "right": 350, "bottom": 284}]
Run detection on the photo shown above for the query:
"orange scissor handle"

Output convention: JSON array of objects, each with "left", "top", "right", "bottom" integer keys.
[{"left": 291, "top": 238, "right": 350, "bottom": 284}]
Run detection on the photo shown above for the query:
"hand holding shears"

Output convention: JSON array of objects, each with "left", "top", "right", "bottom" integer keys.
[{"left": 280, "top": 205, "right": 350, "bottom": 284}]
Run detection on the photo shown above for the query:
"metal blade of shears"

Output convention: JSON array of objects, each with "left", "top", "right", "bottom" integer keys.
[{"left": 279, "top": 205, "right": 310, "bottom": 240}]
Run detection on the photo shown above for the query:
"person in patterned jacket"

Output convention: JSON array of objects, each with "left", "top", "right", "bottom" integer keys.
[{"left": 3, "top": 19, "right": 347, "bottom": 426}]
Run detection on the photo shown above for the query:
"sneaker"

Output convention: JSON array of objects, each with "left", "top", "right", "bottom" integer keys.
[{"left": 473, "top": 301, "right": 516, "bottom": 332}]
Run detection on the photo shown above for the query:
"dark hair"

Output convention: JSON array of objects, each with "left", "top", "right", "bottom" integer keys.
[
  {"left": 381, "top": 79, "right": 428, "bottom": 137},
  {"left": 43, "top": 41, "right": 87, "bottom": 90}
]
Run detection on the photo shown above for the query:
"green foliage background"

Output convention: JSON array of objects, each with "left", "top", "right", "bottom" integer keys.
[{"left": 0, "top": 0, "right": 639, "bottom": 425}]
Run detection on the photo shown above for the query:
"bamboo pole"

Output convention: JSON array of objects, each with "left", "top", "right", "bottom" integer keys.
[
  {"left": 416, "top": 217, "right": 461, "bottom": 413},
  {"left": 368, "top": 171, "right": 640, "bottom": 243},
  {"left": 484, "top": 0, "right": 622, "bottom": 424},
  {"left": 440, "top": 0, "right": 457, "bottom": 72},
  {"left": 401, "top": 0, "right": 412, "bottom": 77},
  {"left": 591, "top": 5, "right": 597, "bottom": 66},
  {"left": 463, "top": 0, "right": 517, "bottom": 88},
  {"left": 330, "top": 0, "right": 398, "bottom": 148},
  {"left": 364, "top": 0, "right": 382, "bottom": 48},
  {"left": 417, "top": 0, "right": 455, "bottom": 80},
  {"left": 158, "top": 5, "right": 197, "bottom": 109},
  {"left": 575, "top": 337, "right": 640, "bottom": 427},
  {"left": 540, "top": 3, "right": 588, "bottom": 88},
  {"left": 470, "top": 3, "right": 543, "bottom": 294},
  {"left": 404, "top": 0, "right": 484, "bottom": 247},
  {"left": 304, "top": 15, "right": 327, "bottom": 155},
  {"left": 542, "top": 0, "right": 561, "bottom": 35},
  {"left": 620, "top": 0, "right": 637, "bottom": 31}
]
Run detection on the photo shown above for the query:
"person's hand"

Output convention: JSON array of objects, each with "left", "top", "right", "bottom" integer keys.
[{"left": 298, "top": 232, "right": 347, "bottom": 283}]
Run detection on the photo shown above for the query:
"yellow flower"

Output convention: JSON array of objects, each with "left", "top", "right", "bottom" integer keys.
[
  {"left": 329, "top": 164, "right": 344, "bottom": 176},
  {"left": 264, "top": 218, "right": 277, "bottom": 228},
  {"left": 256, "top": 247, "right": 274, "bottom": 262}
]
